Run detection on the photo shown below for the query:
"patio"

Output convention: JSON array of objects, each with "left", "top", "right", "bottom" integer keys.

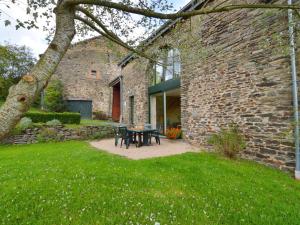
[{"left": 90, "top": 138, "right": 198, "bottom": 160}]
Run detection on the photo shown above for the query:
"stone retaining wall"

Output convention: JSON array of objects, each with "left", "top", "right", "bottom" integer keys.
[{"left": 2, "top": 125, "right": 114, "bottom": 144}]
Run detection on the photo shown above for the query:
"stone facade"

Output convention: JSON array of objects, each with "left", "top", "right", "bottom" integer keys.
[
  {"left": 121, "top": 58, "right": 149, "bottom": 124},
  {"left": 120, "top": 0, "right": 299, "bottom": 171},
  {"left": 53, "top": 37, "right": 126, "bottom": 116}
]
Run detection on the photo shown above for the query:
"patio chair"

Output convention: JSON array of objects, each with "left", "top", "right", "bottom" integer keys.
[
  {"left": 113, "top": 125, "right": 128, "bottom": 147},
  {"left": 119, "top": 126, "right": 131, "bottom": 149},
  {"left": 151, "top": 130, "right": 161, "bottom": 145},
  {"left": 113, "top": 126, "right": 121, "bottom": 147},
  {"left": 144, "top": 123, "right": 152, "bottom": 130},
  {"left": 144, "top": 124, "right": 160, "bottom": 145}
]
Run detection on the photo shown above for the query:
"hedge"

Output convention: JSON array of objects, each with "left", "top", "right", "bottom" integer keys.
[{"left": 25, "top": 112, "right": 81, "bottom": 124}]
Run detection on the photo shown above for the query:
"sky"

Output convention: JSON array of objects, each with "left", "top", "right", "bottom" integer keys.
[{"left": 0, "top": 0, "right": 191, "bottom": 58}]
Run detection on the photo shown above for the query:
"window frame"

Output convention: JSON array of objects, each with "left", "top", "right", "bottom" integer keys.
[{"left": 151, "top": 48, "right": 181, "bottom": 86}]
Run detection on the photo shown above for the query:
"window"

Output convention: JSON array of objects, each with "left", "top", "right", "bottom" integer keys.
[
  {"left": 90, "top": 70, "right": 97, "bottom": 76},
  {"left": 129, "top": 96, "right": 134, "bottom": 125},
  {"left": 151, "top": 48, "right": 181, "bottom": 86}
]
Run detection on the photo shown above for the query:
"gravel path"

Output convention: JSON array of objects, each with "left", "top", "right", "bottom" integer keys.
[{"left": 90, "top": 138, "right": 199, "bottom": 160}]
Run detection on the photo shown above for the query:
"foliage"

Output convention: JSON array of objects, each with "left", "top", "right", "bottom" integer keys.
[
  {"left": 208, "top": 124, "right": 246, "bottom": 159},
  {"left": 44, "top": 79, "right": 65, "bottom": 112},
  {"left": 165, "top": 127, "right": 182, "bottom": 139},
  {"left": 18, "top": 117, "right": 33, "bottom": 131},
  {"left": 46, "top": 119, "right": 62, "bottom": 126},
  {"left": 25, "top": 112, "right": 80, "bottom": 124},
  {"left": 0, "top": 142, "right": 300, "bottom": 224},
  {"left": 65, "top": 119, "right": 111, "bottom": 129},
  {"left": 0, "top": 43, "right": 35, "bottom": 100},
  {"left": 36, "top": 127, "right": 62, "bottom": 143},
  {"left": 93, "top": 111, "right": 108, "bottom": 120},
  {"left": 89, "top": 130, "right": 113, "bottom": 140}
]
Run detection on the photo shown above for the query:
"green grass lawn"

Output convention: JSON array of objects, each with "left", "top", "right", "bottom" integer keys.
[
  {"left": 0, "top": 142, "right": 300, "bottom": 225},
  {"left": 65, "top": 119, "right": 113, "bottom": 128}
]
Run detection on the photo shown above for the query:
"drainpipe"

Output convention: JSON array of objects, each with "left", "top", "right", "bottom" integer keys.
[{"left": 288, "top": 0, "right": 300, "bottom": 179}]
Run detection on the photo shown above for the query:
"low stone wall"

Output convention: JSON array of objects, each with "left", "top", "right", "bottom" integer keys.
[{"left": 2, "top": 125, "right": 114, "bottom": 144}]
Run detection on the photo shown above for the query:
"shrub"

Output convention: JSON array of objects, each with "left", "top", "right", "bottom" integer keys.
[
  {"left": 36, "top": 127, "right": 62, "bottom": 143},
  {"left": 25, "top": 112, "right": 80, "bottom": 124},
  {"left": 46, "top": 119, "right": 62, "bottom": 126},
  {"left": 90, "top": 131, "right": 105, "bottom": 140},
  {"left": 44, "top": 79, "right": 65, "bottom": 112},
  {"left": 19, "top": 117, "right": 33, "bottom": 131},
  {"left": 208, "top": 124, "right": 246, "bottom": 159},
  {"left": 166, "top": 128, "right": 182, "bottom": 139},
  {"left": 93, "top": 111, "right": 108, "bottom": 120}
]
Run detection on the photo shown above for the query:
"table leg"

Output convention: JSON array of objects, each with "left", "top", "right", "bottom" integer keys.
[
  {"left": 143, "top": 131, "right": 149, "bottom": 146},
  {"left": 138, "top": 133, "right": 142, "bottom": 147}
]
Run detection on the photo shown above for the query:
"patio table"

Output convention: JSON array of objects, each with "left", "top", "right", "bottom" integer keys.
[{"left": 127, "top": 128, "right": 157, "bottom": 147}]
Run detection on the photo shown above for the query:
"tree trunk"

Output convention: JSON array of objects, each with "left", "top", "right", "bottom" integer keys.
[{"left": 0, "top": 5, "right": 76, "bottom": 140}]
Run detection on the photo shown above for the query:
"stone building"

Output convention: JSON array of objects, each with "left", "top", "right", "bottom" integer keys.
[
  {"left": 112, "top": 0, "right": 299, "bottom": 172},
  {"left": 51, "top": 0, "right": 299, "bottom": 172},
  {"left": 53, "top": 36, "right": 126, "bottom": 119}
]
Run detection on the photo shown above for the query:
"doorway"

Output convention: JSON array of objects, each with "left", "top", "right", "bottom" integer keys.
[
  {"left": 150, "top": 88, "right": 181, "bottom": 134},
  {"left": 112, "top": 82, "right": 121, "bottom": 122}
]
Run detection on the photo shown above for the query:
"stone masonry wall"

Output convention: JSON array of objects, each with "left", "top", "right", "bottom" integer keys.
[
  {"left": 121, "top": 58, "right": 149, "bottom": 125},
  {"left": 53, "top": 37, "right": 126, "bottom": 115},
  {"left": 121, "top": 0, "right": 298, "bottom": 171},
  {"left": 181, "top": 0, "right": 296, "bottom": 171},
  {"left": 2, "top": 125, "right": 114, "bottom": 144}
]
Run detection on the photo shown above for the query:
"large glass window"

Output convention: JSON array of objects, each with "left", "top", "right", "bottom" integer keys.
[{"left": 151, "top": 48, "right": 181, "bottom": 86}]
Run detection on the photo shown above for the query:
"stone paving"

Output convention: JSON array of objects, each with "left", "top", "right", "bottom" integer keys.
[{"left": 90, "top": 138, "right": 199, "bottom": 160}]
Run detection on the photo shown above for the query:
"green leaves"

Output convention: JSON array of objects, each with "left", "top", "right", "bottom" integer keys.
[
  {"left": 44, "top": 79, "right": 66, "bottom": 113},
  {"left": 4, "top": 20, "right": 11, "bottom": 26},
  {"left": 0, "top": 43, "right": 36, "bottom": 100}
]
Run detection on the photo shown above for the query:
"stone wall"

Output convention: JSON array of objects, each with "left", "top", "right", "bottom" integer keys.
[
  {"left": 181, "top": 0, "right": 295, "bottom": 171},
  {"left": 120, "top": 0, "right": 298, "bottom": 171},
  {"left": 52, "top": 37, "right": 126, "bottom": 115},
  {"left": 2, "top": 125, "right": 114, "bottom": 144},
  {"left": 121, "top": 58, "right": 149, "bottom": 125}
]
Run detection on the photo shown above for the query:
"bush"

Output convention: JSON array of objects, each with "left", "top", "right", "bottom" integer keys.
[
  {"left": 44, "top": 79, "right": 65, "bottom": 112},
  {"left": 166, "top": 128, "right": 182, "bottom": 139},
  {"left": 19, "top": 117, "right": 33, "bottom": 131},
  {"left": 46, "top": 119, "right": 62, "bottom": 126},
  {"left": 93, "top": 111, "right": 108, "bottom": 120},
  {"left": 208, "top": 124, "right": 246, "bottom": 159},
  {"left": 37, "top": 127, "right": 62, "bottom": 143},
  {"left": 25, "top": 112, "right": 80, "bottom": 124}
]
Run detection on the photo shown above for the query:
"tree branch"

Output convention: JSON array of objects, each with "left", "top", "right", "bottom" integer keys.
[
  {"left": 68, "top": 0, "right": 300, "bottom": 20},
  {"left": 74, "top": 15, "right": 161, "bottom": 65},
  {"left": 75, "top": 6, "right": 122, "bottom": 42}
]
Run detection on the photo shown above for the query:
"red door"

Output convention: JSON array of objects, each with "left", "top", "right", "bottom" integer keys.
[{"left": 112, "top": 83, "right": 121, "bottom": 122}]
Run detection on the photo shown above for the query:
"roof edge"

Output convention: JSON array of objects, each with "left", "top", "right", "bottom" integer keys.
[{"left": 118, "top": 0, "right": 206, "bottom": 68}]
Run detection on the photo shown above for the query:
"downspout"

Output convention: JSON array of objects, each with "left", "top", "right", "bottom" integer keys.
[{"left": 288, "top": 0, "right": 300, "bottom": 179}]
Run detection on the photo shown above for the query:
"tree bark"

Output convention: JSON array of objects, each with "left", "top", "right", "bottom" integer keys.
[{"left": 0, "top": 4, "right": 76, "bottom": 140}]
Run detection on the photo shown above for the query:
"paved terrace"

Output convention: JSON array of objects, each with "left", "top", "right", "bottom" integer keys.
[{"left": 90, "top": 138, "right": 199, "bottom": 159}]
